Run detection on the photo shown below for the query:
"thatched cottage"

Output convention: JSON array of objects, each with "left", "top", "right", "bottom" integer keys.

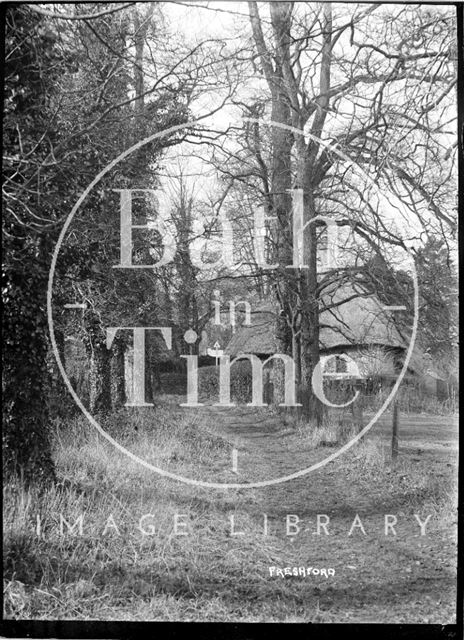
[{"left": 224, "top": 283, "right": 448, "bottom": 399}]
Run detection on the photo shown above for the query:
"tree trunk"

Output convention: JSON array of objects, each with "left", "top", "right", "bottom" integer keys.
[
  {"left": 392, "top": 400, "right": 399, "bottom": 461},
  {"left": 132, "top": 4, "right": 154, "bottom": 115},
  {"left": 89, "top": 343, "right": 112, "bottom": 415},
  {"left": 249, "top": 1, "right": 295, "bottom": 356},
  {"left": 292, "top": 331, "right": 301, "bottom": 388},
  {"left": 144, "top": 367, "right": 154, "bottom": 404},
  {"left": 84, "top": 313, "right": 112, "bottom": 415},
  {"left": 175, "top": 182, "right": 199, "bottom": 350},
  {"left": 110, "top": 338, "right": 126, "bottom": 409},
  {"left": 47, "top": 324, "right": 75, "bottom": 417},
  {"left": 270, "top": 82, "right": 294, "bottom": 355},
  {"left": 3, "top": 239, "right": 55, "bottom": 484},
  {"left": 299, "top": 186, "right": 325, "bottom": 426}
]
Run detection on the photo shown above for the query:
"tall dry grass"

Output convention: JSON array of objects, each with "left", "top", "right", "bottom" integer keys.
[{"left": 3, "top": 407, "right": 299, "bottom": 620}]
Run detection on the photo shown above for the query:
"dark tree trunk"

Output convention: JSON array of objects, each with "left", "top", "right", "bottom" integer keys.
[
  {"left": 392, "top": 400, "right": 399, "bottom": 460},
  {"left": 144, "top": 366, "right": 154, "bottom": 404},
  {"left": 47, "top": 324, "right": 77, "bottom": 417},
  {"left": 110, "top": 338, "right": 126, "bottom": 409},
  {"left": 269, "top": 62, "right": 295, "bottom": 356},
  {"left": 299, "top": 187, "right": 325, "bottom": 426},
  {"left": 3, "top": 239, "right": 56, "bottom": 484},
  {"left": 84, "top": 312, "right": 112, "bottom": 415},
  {"left": 249, "top": 1, "right": 295, "bottom": 357},
  {"left": 271, "top": 141, "right": 294, "bottom": 355},
  {"left": 249, "top": 1, "right": 327, "bottom": 423},
  {"left": 89, "top": 343, "right": 112, "bottom": 415}
]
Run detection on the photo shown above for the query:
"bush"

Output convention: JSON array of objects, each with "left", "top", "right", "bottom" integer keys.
[{"left": 198, "top": 361, "right": 253, "bottom": 403}]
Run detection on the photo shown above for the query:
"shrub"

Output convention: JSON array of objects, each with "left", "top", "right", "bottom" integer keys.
[{"left": 198, "top": 361, "right": 253, "bottom": 403}]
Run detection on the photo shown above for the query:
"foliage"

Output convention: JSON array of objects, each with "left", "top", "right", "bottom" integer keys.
[
  {"left": 2, "top": 5, "right": 73, "bottom": 482},
  {"left": 198, "top": 361, "right": 253, "bottom": 403},
  {"left": 2, "top": 3, "right": 193, "bottom": 477}
]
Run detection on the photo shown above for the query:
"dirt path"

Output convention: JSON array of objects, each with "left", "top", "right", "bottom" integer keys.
[
  {"left": 195, "top": 402, "right": 457, "bottom": 490},
  {"left": 185, "top": 403, "right": 458, "bottom": 623}
]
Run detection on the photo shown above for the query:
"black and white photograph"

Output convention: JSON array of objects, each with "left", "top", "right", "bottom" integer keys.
[{"left": 2, "top": 0, "right": 461, "bottom": 631}]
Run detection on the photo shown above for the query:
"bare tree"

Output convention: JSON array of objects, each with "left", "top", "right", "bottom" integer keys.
[{"left": 243, "top": 2, "right": 457, "bottom": 423}]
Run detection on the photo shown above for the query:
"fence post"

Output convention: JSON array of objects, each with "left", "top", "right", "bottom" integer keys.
[
  {"left": 392, "top": 399, "right": 399, "bottom": 461},
  {"left": 351, "top": 379, "right": 364, "bottom": 433}
]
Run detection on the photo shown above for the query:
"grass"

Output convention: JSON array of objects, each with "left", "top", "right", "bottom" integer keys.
[
  {"left": 278, "top": 408, "right": 457, "bottom": 522},
  {"left": 3, "top": 409, "right": 274, "bottom": 620},
  {"left": 3, "top": 401, "right": 458, "bottom": 622},
  {"left": 288, "top": 409, "right": 457, "bottom": 521}
]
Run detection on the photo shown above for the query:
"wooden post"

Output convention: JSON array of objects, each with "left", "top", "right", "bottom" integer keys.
[
  {"left": 351, "top": 379, "right": 364, "bottom": 433},
  {"left": 392, "top": 399, "right": 399, "bottom": 461}
]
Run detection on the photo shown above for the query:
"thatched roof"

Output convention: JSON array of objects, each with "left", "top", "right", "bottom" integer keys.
[
  {"left": 224, "top": 307, "right": 277, "bottom": 356},
  {"left": 319, "top": 283, "right": 404, "bottom": 350},
  {"left": 225, "top": 283, "right": 406, "bottom": 357}
]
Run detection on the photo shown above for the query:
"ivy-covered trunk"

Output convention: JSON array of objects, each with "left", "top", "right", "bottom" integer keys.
[
  {"left": 2, "top": 236, "right": 56, "bottom": 484},
  {"left": 84, "top": 313, "right": 112, "bottom": 415},
  {"left": 110, "top": 339, "right": 127, "bottom": 410}
]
